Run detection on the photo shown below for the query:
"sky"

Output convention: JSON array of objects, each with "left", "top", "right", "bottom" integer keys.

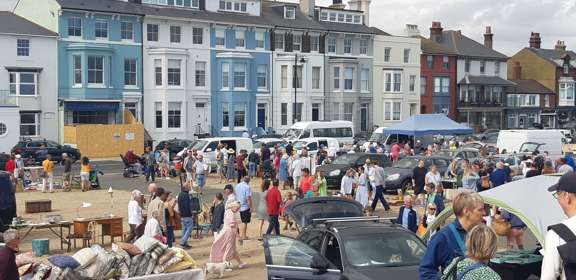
[
  {"left": 2, "top": 0, "right": 575, "bottom": 55},
  {"left": 313, "top": 0, "right": 576, "bottom": 55}
]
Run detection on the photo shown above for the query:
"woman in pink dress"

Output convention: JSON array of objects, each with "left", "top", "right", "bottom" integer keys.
[{"left": 209, "top": 201, "right": 247, "bottom": 269}]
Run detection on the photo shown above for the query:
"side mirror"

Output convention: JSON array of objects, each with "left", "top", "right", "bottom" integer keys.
[{"left": 310, "top": 255, "right": 330, "bottom": 275}]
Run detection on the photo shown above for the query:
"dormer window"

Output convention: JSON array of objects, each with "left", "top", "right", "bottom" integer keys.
[
  {"left": 219, "top": 0, "right": 247, "bottom": 13},
  {"left": 564, "top": 62, "right": 570, "bottom": 74},
  {"left": 284, "top": 6, "right": 296, "bottom": 19},
  {"left": 321, "top": 10, "right": 363, "bottom": 25},
  {"left": 353, "top": 15, "right": 361, "bottom": 24}
]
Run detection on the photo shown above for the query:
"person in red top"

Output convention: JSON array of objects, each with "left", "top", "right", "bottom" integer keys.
[
  {"left": 0, "top": 229, "right": 20, "bottom": 280},
  {"left": 266, "top": 179, "right": 283, "bottom": 235},
  {"left": 391, "top": 143, "right": 401, "bottom": 162},
  {"left": 236, "top": 150, "right": 247, "bottom": 183},
  {"left": 299, "top": 168, "right": 315, "bottom": 197},
  {"left": 4, "top": 155, "right": 15, "bottom": 177}
]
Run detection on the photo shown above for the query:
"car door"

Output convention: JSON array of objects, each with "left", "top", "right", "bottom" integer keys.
[
  {"left": 263, "top": 235, "right": 341, "bottom": 280},
  {"left": 46, "top": 141, "right": 62, "bottom": 162}
]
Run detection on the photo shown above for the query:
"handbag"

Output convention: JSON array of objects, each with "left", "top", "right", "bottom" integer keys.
[{"left": 492, "top": 217, "right": 511, "bottom": 236}]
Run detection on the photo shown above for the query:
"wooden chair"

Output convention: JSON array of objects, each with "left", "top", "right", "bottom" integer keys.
[{"left": 68, "top": 221, "right": 97, "bottom": 248}]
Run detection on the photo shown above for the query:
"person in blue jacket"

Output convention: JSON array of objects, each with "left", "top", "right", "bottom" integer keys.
[
  {"left": 424, "top": 183, "right": 445, "bottom": 214},
  {"left": 419, "top": 191, "right": 486, "bottom": 280},
  {"left": 396, "top": 196, "right": 418, "bottom": 233}
]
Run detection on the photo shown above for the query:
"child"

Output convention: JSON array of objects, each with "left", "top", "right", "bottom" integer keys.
[
  {"left": 281, "top": 192, "right": 296, "bottom": 231},
  {"left": 420, "top": 203, "right": 437, "bottom": 236}
]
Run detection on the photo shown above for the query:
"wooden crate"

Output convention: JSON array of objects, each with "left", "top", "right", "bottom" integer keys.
[{"left": 25, "top": 200, "right": 52, "bottom": 213}]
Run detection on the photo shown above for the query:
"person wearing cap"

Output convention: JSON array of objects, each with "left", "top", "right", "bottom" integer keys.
[{"left": 542, "top": 171, "right": 576, "bottom": 280}]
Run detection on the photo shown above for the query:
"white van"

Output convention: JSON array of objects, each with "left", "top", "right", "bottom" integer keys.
[
  {"left": 283, "top": 121, "right": 354, "bottom": 145},
  {"left": 364, "top": 127, "right": 435, "bottom": 151},
  {"left": 497, "top": 130, "right": 566, "bottom": 157},
  {"left": 178, "top": 137, "right": 253, "bottom": 169},
  {"left": 293, "top": 138, "right": 340, "bottom": 157}
]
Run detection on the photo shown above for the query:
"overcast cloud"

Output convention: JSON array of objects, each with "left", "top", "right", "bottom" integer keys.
[{"left": 314, "top": 0, "right": 576, "bottom": 55}]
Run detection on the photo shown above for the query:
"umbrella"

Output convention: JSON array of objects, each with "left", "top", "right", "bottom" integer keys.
[{"left": 424, "top": 174, "right": 565, "bottom": 245}]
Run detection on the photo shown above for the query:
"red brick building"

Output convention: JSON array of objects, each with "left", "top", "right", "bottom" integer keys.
[{"left": 419, "top": 33, "right": 458, "bottom": 120}]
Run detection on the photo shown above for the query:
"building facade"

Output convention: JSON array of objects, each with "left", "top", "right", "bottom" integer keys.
[
  {"left": 0, "top": 12, "right": 58, "bottom": 152},
  {"left": 372, "top": 25, "right": 421, "bottom": 129},
  {"left": 508, "top": 33, "right": 576, "bottom": 128}
]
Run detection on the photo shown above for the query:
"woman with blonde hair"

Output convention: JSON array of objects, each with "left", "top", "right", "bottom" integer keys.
[
  {"left": 461, "top": 160, "right": 480, "bottom": 192},
  {"left": 441, "top": 224, "right": 501, "bottom": 280},
  {"left": 209, "top": 201, "right": 246, "bottom": 269}
]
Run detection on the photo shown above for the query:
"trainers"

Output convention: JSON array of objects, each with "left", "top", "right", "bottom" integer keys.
[
  {"left": 180, "top": 244, "right": 192, "bottom": 249},
  {"left": 238, "top": 263, "right": 247, "bottom": 269}
]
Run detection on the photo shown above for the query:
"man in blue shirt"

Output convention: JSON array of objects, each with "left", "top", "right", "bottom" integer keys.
[
  {"left": 490, "top": 162, "right": 508, "bottom": 188},
  {"left": 235, "top": 176, "right": 253, "bottom": 241},
  {"left": 177, "top": 184, "right": 193, "bottom": 249},
  {"left": 396, "top": 196, "right": 417, "bottom": 233},
  {"left": 419, "top": 191, "right": 486, "bottom": 280}
]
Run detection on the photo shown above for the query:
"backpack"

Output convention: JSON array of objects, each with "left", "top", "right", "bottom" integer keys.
[{"left": 548, "top": 223, "right": 576, "bottom": 279}]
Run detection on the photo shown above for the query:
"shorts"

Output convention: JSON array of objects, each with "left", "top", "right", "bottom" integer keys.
[
  {"left": 197, "top": 174, "right": 206, "bottom": 188},
  {"left": 80, "top": 172, "right": 90, "bottom": 181},
  {"left": 240, "top": 209, "right": 251, "bottom": 224}
]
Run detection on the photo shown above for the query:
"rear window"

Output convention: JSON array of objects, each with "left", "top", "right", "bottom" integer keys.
[{"left": 344, "top": 231, "right": 425, "bottom": 268}]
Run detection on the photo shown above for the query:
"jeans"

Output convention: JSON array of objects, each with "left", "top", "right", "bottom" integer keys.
[
  {"left": 249, "top": 162, "right": 257, "bottom": 177},
  {"left": 145, "top": 166, "right": 156, "bottom": 182},
  {"left": 266, "top": 215, "right": 280, "bottom": 235},
  {"left": 237, "top": 169, "right": 247, "bottom": 183},
  {"left": 166, "top": 226, "right": 174, "bottom": 248},
  {"left": 180, "top": 217, "right": 194, "bottom": 246},
  {"left": 197, "top": 174, "right": 206, "bottom": 188},
  {"left": 371, "top": 185, "right": 391, "bottom": 211}
]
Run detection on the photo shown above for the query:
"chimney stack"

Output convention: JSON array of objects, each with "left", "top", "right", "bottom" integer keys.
[
  {"left": 556, "top": 40, "right": 567, "bottom": 51},
  {"left": 529, "top": 32, "right": 541, "bottom": 49},
  {"left": 430, "top": 21, "right": 443, "bottom": 43},
  {"left": 300, "top": 0, "right": 315, "bottom": 18},
  {"left": 348, "top": 0, "right": 372, "bottom": 26},
  {"left": 513, "top": 62, "right": 522, "bottom": 80},
  {"left": 404, "top": 24, "right": 420, "bottom": 37},
  {"left": 484, "top": 26, "right": 493, "bottom": 49},
  {"left": 329, "top": 0, "right": 346, "bottom": 10}
]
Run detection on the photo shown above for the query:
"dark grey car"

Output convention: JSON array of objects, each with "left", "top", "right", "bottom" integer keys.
[
  {"left": 263, "top": 197, "right": 426, "bottom": 280},
  {"left": 383, "top": 155, "right": 452, "bottom": 191}
]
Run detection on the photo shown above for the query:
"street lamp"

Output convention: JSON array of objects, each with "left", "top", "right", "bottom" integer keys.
[{"left": 293, "top": 55, "right": 307, "bottom": 124}]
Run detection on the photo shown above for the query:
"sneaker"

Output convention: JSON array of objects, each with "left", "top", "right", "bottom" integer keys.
[
  {"left": 180, "top": 244, "right": 192, "bottom": 249},
  {"left": 238, "top": 263, "right": 248, "bottom": 269}
]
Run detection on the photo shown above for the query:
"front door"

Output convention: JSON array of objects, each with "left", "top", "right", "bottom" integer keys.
[
  {"left": 258, "top": 103, "right": 266, "bottom": 129},
  {"left": 194, "top": 103, "right": 208, "bottom": 135},
  {"left": 360, "top": 104, "right": 368, "bottom": 132}
]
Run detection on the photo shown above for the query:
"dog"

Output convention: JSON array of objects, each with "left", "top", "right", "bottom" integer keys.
[{"left": 204, "top": 261, "right": 231, "bottom": 279}]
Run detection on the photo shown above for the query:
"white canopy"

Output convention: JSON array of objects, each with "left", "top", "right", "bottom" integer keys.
[{"left": 425, "top": 174, "right": 565, "bottom": 245}]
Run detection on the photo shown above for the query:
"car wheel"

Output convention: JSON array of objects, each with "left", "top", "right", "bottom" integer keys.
[{"left": 401, "top": 179, "right": 413, "bottom": 194}]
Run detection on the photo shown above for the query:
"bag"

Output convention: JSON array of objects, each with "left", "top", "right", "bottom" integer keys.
[
  {"left": 492, "top": 217, "right": 511, "bottom": 236},
  {"left": 442, "top": 257, "right": 485, "bottom": 280},
  {"left": 548, "top": 223, "right": 576, "bottom": 279},
  {"left": 190, "top": 195, "right": 201, "bottom": 214}
]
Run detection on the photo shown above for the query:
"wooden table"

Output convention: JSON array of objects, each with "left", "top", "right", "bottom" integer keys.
[
  {"left": 10, "top": 221, "right": 72, "bottom": 251},
  {"left": 74, "top": 216, "right": 124, "bottom": 244}
]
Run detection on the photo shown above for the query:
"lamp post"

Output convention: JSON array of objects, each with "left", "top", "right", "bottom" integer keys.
[{"left": 293, "top": 54, "right": 307, "bottom": 124}]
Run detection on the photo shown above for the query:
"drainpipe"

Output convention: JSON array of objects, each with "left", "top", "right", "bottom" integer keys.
[
  {"left": 140, "top": 16, "right": 144, "bottom": 124},
  {"left": 271, "top": 27, "right": 275, "bottom": 132}
]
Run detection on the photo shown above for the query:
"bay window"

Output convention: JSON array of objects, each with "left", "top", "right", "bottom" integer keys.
[
  {"left": 234, "top": 104, "right": 246, "bottom": 127},
  {"left": 9, "top": 72, "right": 37, "bottom": 96},
  {"left": 167, "top": 59, "right": 181, "bottom": 86},
  {"left": 234, "top": 63, "right": 246, "bottom": 89},
  {"left": 87, "top": 56, "right": 104, "bottom": 85}
]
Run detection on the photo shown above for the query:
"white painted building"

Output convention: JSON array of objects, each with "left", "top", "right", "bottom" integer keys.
[
  {"left": 372, "top": 26, "right": 421, "bottom": 128},
  {"left": 142, "top": 16, "right": 212, "bottom": 142},
  {"left": 0, "top": 12, "right": 59, "bottom": 152}
]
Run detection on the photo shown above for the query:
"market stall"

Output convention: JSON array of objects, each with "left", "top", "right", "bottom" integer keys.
[
  {"left": 423, "top": 174, "right": 564, "bottom": 280},
  {"left": 383, "top": 114, "right": 473, "bottom": 137}
]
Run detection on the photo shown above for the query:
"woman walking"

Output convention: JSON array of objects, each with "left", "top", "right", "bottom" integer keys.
[
  {"left": 80, "top": 156, "right": 92, "bottom": 192},
  {"left": 209, "top": 201, "right": 247, "bottom": 269},
  {"left": 278, "top": 153, "right": 289, "bottom": 189},
  {"left": 226, "top": 149, "right": 236, "bottom": 183},
  {"left": 127, "top": 190, "right": 143, "bottom": 243},
  {"left": 256, "top": 179, "right": 270, "bottom": 241},
  {"left": 159, "top": 148, "right": 170, "bottom": 180},
  {"left": 355, "top": 166, "right": 369, "bottom": 210}
]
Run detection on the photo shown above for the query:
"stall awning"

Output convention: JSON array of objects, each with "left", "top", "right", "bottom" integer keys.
[
  {"left": 383, "top": 114, "right": 473, "bottom": 136},
  {"left": 65, "top": 101, "right": 119, "bottom": 112}
]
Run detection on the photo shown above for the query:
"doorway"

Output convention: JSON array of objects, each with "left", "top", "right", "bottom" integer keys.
[
  {"left": 257, "top": 103, "right": 266, "bottom": 129},
  {"left": 360, "top": 103, "right": 368, "bottom": 132},
  {"left": 194, "top": 103, "right": 208, "bottom": 135}
]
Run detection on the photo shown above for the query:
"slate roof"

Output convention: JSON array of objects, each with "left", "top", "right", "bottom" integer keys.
[
  {"left": 261, "top": 2, "right": 325, "bottom": 31},
  {"left": 508, "top": 79, "right": 554, "bottom": 95},
  {"left": 56, "top": 0, "right": 146, "bottom": 15},
  {"left": 0, "top": 11, "right": 58, "bottom": 37},
  {"left": 370, "top": 27, "right": 390, "bottom": 36},
  {"left": 437, "top": 30, "right": 508, "bottom": 60},
  {"left": 527, "top": 47, "right": 576, "bottom": 64},
  {"left": 458, "top": 75, "right": 516, "bottom": 86},
  {"left": 420, "top": 37, "right": 457, "bottom": 55}
]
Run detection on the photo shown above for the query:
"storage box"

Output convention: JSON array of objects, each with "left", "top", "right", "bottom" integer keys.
[{"left": 25, "top": 200, "right": 52, "bottom": 213}]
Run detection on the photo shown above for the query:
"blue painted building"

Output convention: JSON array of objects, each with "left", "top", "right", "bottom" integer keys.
[
  {"left": 57, "top": 8, "right": 143, "bottom": 125},
  {"left": 210, "top": 25, "right": 271, "bottom": 137}
]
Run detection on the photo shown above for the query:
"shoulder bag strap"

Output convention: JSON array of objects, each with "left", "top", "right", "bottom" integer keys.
[
  {"left": 549, "top": 224, "right": 576, "bottom": 242},
  {"left": 449, "top": 223, "right": 467, "bottom": 255}
]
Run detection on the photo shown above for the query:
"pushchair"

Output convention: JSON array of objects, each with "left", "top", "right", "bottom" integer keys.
[
  {"left": 89, "top": 165, "right": 104, "bottom": 189},
  {"left": 262, "top": 159, "right": 275, "bottom": 179}
]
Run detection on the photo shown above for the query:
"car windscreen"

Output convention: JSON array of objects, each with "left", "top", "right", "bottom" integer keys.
[
  {"left": 344, "top": 231, "right": 425, "bottom": 268},
  {"left": 293, "top": 141, "right": 306, "bottom": 150},
  {"left": 369, "top": 132, "right": 386, "bottom": 142},
  {"left": 191, "top": 140, "right": 207, "bottom": 150},
  {"left": 284, "top": 129, "right": 302, "bottom": 139},
  {"left": 393, "top": 158, "right": 419, "bottom": 169},
  {"left": 519, "top": 142, "right": 541, "bottom": 153},
  {"left": 332, "top": 154, "right": 360, "bottom": 165}
]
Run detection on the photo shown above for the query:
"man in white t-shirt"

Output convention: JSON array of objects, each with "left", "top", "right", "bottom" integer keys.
[
  {"left": 541, "top": 172, "right": 576, "bottom": 280},
  {"left": 425, "top": 165, "right": 442, "bottom": 189}
]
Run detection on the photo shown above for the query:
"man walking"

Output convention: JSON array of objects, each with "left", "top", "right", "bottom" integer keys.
[
  {"left": 236, "top": 176, "right": 253, "bottom": 242},
  {"left": 369, "top": 160, "right": 391, "bottom": 212},
  {"left": 183, "top": 150, "right": 196, "bottom": 186},
  {"left": 41, "top": 154, "right": 54, "bottom": 193},
  {"left": 412, "top": 159, "right": 427, "bottom": 195},
  {"left": 61, "top": 153, "right": 73, "bottom": 192},
  {"left": 143, "top": 146, "right": 156, "bottom": 182},
  {"left": 178, "top": 184, "right": 193, "bottom": 249},
  {"left": 266, "top": 179, "right": 282, "bottom": 235},
  {"left": 541, "top": 172, "right": 576, "bottom": 280},
  {"left": 193, "top": 154, "right": 207, "bottom": 194}
]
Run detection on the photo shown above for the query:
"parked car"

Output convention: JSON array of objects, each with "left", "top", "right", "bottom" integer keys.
[
  {"left": 154, "top": 138, "right": 194, "bottom": 160},
  {"left": 316, "top": 153, "right": 391, "bottom": 189},
  {"left": 460, "top": 141, "right": 498, "bottom": 155},
  {"left": 263, "top": 197, "right": 426, "bottom": 280},
  {"left": 178, "top": 137, "right": 254, "bottom": 169},
  {"left": 435, "top": 148, "right": 480, "bottom": 161},
  {"left": 284, "top": 121, "right": 355, "bottom": 145},
  {"left": 383, "top": 155, "right": 452, "bottom": 192},
  {"left": 476, "top": 129, "right": 499, "bottom": 143},
  {"left": 253, "top": 138, "right": 287, "bottom": 155},
  {"left": 11, "top": 139, "right": 81, "bottom": 164},
  {"left": 0, "top": 153, "right": 9, "bottom": 171},
  {"left": 293, "top": 138, "right": 340, "bottom": 157}
]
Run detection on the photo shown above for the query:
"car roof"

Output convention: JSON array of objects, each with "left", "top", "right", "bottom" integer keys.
[
  {"left": 310, "top": 220, "right": 410, "bottom": 236},
  {"left": 406, "top": 155, "right": 452, "bottom": 161}
]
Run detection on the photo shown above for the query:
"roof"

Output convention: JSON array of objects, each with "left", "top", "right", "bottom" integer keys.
[
  {"left": 56, "top": 0, "right": 145, "bottom": 15},
  {"left": 261, "top": 1, "right": 325, "bottom": 31},
  {"left": 458, "top": 75, "right": 516, "bottom": 86},
  {"left": 508, "top": 79, "right": 554, "bottom": 95},
  {"left": 0, "top": 11, "right": 57, "bottom": 37},
  {"left": 436, "top": 30, "right": 508, "bottom": 60},
  {"left": 384, "top": 114, "right": 474, "bottom": 136},
  {"left": 317, "top": 20, "right": 376, "bottom": 34},
  {"left": 420, "top": 37, "right": 457, "bottom": 55},
  {"left": 527, "top": 47, "right": 576, "bottom": 65},
  {"left": 370, "top": 27, "right": 390, "bottom": 36}
]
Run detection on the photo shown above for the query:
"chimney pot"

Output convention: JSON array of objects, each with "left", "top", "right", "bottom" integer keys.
[
  {"left": 529, "top": 32, "right": 541, "bottom": 49},
  {"left": 329, "top": 0, "right": 346, "bottom": 10},
  {"left": 556, "top": 40, "right": 567, "bottom": 51},
  {"left": 405, "top": 24, "right": 420, "bottom": 37},
  {"left": 484, "top": 26, "right": 493, "bottom": 49},
  {"left": 430, "top": 21, "right": 443, "bottom": 43},
  {"left": 300, "top": 0, "right": 315, "bottom": 18}
]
